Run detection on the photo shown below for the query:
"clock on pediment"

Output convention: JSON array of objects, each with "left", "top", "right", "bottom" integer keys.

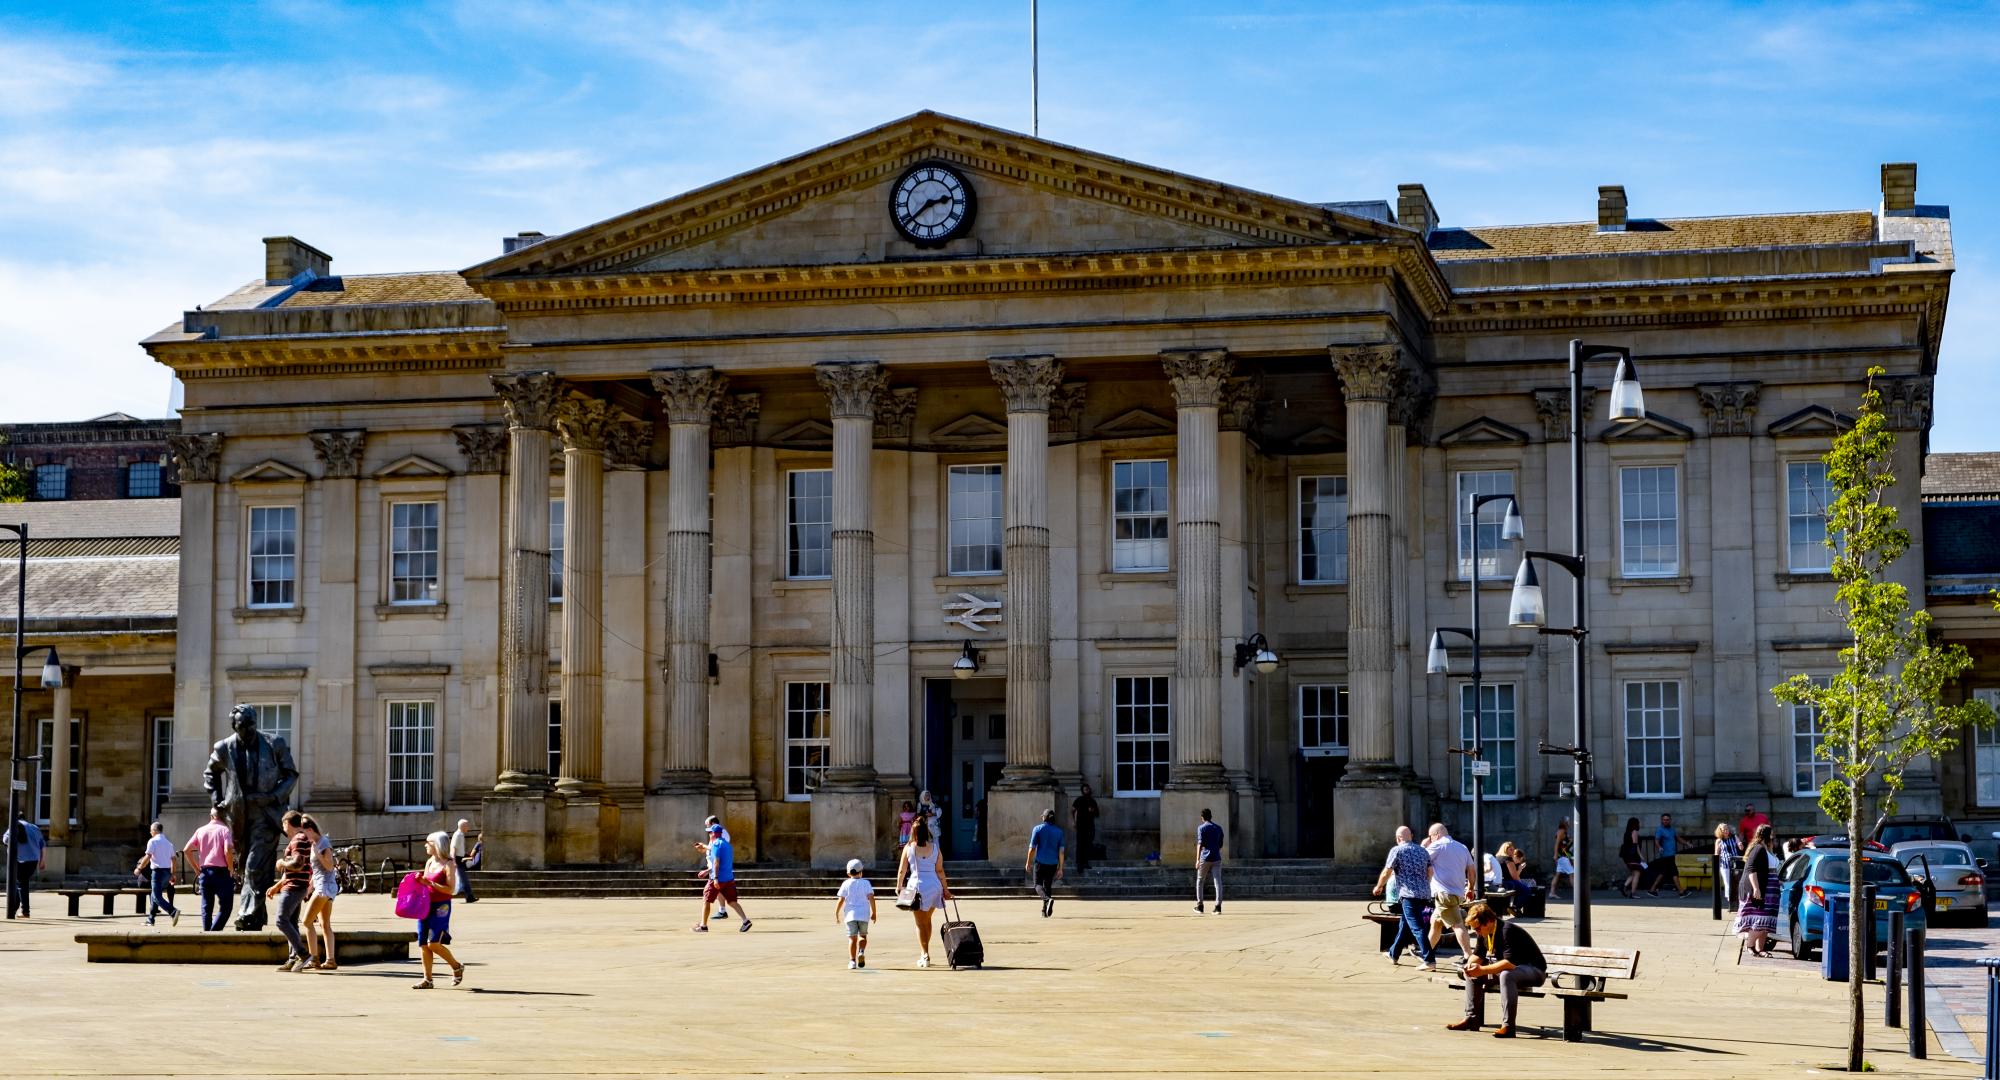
[{"left": 890, "top": 162, "right": 976, "bottom": 247}]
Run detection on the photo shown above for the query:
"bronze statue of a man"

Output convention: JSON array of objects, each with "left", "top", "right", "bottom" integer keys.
[{"left": 203, "top": 704, "right": 299, "bottom": 931}]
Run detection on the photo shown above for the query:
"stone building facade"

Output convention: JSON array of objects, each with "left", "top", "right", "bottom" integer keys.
[
  {"left": 140, "top": 114, "right": 1957, "bottom": 870},
  {"left": 2, "top": 413, "right": 182, "bottom": 502}
]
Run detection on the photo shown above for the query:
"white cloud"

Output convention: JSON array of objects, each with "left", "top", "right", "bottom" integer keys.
[{"left": 0, "top": 36, "right": 108, "bottom": 116}]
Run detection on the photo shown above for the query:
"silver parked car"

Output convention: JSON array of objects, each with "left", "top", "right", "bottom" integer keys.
[{"left": 1891, "top": 840, "right": 1989, "bottom": 926}]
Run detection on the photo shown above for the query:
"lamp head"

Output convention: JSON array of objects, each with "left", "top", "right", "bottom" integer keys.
[
  {"left": 1253, "top": 646, "right": 1279, "bottom": 676},
  {"left": 1608, "top": 354, "right": 1645, "bottom": 423},
  {"left": 1508, "top": 559, "right": 1546, "bottom": 628},
  {"left": 1426, "top": 631, "right": 1450, "bottom": 676},
  {"left": 1499, "top": 498, "right": 1525, "bottom": 542},
  {"left": 952, "top": 641, "right": 979, "bottom": 680},
  {"left": 39, "top": 649, "right": 63, "bottom": 689}
]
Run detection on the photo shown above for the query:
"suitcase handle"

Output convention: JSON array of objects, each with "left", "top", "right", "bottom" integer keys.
[{"left": 947, "top": 897, "right": 964, "bottom": 923}]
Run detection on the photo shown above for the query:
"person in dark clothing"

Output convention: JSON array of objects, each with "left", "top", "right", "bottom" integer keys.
[
  {"left": 1194, "top": 808, "right": 1224, "bottom": 913},
  {"left": 1446, "top": 902, "right": 1547, "bottom": 1037},
  {"left": 1071, "top": 784, "right": 1101, "bottom": 871},
  {"left": 6, "top": 816, "right": 46, "bottom": 919}
]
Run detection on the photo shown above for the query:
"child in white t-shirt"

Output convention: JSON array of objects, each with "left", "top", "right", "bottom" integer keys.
[{"left": 834, "top": 858, "right": 877, "bottom": 970}]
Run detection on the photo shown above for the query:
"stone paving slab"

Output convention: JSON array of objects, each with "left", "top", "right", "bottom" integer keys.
[{"left": 0, "top": 892, "right": 1979, "bottom": 1077}]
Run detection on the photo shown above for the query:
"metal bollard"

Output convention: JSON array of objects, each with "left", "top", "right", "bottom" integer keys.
[
  {"left": 1712, "top": 854, "right": 1723, "bottom": 921},
  {"left": 1980, "top": 957, "right": 2000, "bottom": 1079},
  {"left": 1886, "top": 910, "right": 1904, "bottom": 1028},
  {"left": 1863, "top": 884, "right": 1878, "bottom": 984},
  {"left": 1908, "top": 927, "right": 1927, "bottom": 1060}
]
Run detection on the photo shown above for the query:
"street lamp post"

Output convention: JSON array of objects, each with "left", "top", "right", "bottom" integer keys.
[
  {"left": 1427, "top": 494, "right": 1523, "bottom": 898},
  {"left": 3, "top": 522, "right": 65, "bottom": 919},
  {"left": 1508, "top": 339, "right": 1645, "bottom": 952}
]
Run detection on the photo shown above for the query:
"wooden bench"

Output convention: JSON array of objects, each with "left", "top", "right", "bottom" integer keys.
[
  {"left": 58, "top": 888, "right": 151, "bottom": 917},
  {"left": 1439, "top": 944, "right": 1641, "bottom": 1042},
  {"left": 1675, "top": 853, "right": 1713, "bottom": 889}
]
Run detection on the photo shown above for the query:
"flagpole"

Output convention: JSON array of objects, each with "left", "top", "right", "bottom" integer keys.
[{"left": 1030, "top": 0, "right": 1039, "bottom": 136}]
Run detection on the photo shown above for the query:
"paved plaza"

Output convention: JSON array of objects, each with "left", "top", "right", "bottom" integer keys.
[{"left": 1, "top": 890, "right": 1983, "bottom": 1078}]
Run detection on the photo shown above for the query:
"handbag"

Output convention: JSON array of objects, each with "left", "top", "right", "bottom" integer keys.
[
  {"left": 896, "top": 883, "right": 920, "bottom": 910},
  {"left": 393, "top": 872, "right": 432, "bottom": 920}
]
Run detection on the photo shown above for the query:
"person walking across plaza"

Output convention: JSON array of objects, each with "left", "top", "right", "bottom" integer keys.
[
  {"left": 302, "top": 815, "right": 338, "bottom": 969},
  {"left": 1071, "top": 783, "right": 1100, "bottom": 872},
  {"left": 1734, "top": 823, "right": 1779, "bottom": 957},
  {"left": 182, "top": 808, "right": 235, "bottom": 932},
  {"left": 269, "top": 810, "right": 314, "bottom": 971},
  {"left": 1194, "top": 808, "right": 1224, "bottom": 913},
  {"left": 1372, "top": 825, "right": 1436, "bottom": 969},
  {"left": 1445, "top": 901, "right": 1547, "bottom": 1037},
  {"left": 449, "top": 819, "right": 479, "bottom": 904},
  {"left": 895, "top": 818, "right": 952, "bottom": 967},
  {"left": 1618, "top": 817, "right": 1646, "bottom": 898},
  {"left": 1549, "top": 817, "right": 1573, "bottom": 903},
  {"left": 1713, "top": 822, "right": 1742, "bottom": 907},
  {"left": 134, "top": 821, "right": 181, "bottom": 927},
  {"left": 6, "top": 813, "right": 45, "bottom": 919},
  {"left": 1026, "top": 808, "right": 1065, "bottom": 917},
  {"left": 694, "top": 822, "right": 751, "bottom": 933},
  {"left": 834, "top": 858, "right": 876, "bottom": 969},
  {"left": 1424, "top": 823, "right": 1476, "bottom": 957},
  {"left": 412, "top": 830, "right": 465, "bottom": 988},
  {"left": 1646, "top": 813, "right": 1690, "bottom": 897}
]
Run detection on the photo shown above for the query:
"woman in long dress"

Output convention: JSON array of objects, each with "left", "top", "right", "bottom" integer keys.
[
  {"left": 895, "top": 818, "right": 953, "bottom": 968},
  {"left": 1733, "top": 823, "right": 1779, "bottom": 957}
]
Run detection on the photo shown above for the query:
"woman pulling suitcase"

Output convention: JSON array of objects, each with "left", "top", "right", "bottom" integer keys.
[{"left": 895, "top": 818, "right": 953, "bottom": 968}]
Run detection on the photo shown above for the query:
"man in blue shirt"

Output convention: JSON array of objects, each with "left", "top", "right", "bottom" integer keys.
[
  {"left": 1371, "top": 825, "right": 1437, "bottom": 968},
  {"left": 1195, "top": 808, "right": 1225, "bottom": 914},
  {"left": 6, "top": 815, "right": 46, "bottom": 920},
  {"left": 1026, "top": 808, "right": 1066, "bottom": 918},
  {"left": 694, "top": 822, "right": 752, "bottom": 933},
  {"left": 1648, "top": 813, "right": 1690, "bottom": 897}
]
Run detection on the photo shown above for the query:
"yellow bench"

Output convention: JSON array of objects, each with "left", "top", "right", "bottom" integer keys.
[{"left": 1675, "top": 853, "right": 1713, "bottom": 888}]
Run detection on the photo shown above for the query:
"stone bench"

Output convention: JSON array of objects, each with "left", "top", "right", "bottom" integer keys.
[{"left": 75, "top": 929, "right": 416, "bottom": 965}]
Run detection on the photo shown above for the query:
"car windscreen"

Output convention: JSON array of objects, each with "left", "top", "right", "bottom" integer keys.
[
  {"left": 1879, "top": 823, "right": 1952, "bottom": 845},
  {"left": 1899, "top": 847, "right": 1972, "bottom": 868},
  {"left": 1815, "top": 857, "right": 1913, "bottom": 885}
]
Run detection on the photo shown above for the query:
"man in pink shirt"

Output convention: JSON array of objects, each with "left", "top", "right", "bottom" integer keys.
[
  {"left": 182, "top": 808, "right": 236, "bottom": 932},
  {"left": 1738, "top": 803, "right": 1771, "bottom": 849}
]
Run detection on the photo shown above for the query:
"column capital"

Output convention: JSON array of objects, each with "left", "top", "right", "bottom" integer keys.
[
  {"left": 988, "top": 354, "right": 1066, "bottom": 412},
  {"left": 165, "top": 432, "right": 224, "bottom": 483},
  {"left": 814, "top": 361, "right": 889, "bottom": 419},
  {"left": 1531, "top": 386, "right": 1600, "bottom": 442},
  {"left": 309, "top": 429, "right": 367, "bottom": 479},
  {"left": 1331, "top": 343, "right": 1401, "bottom": 402},
  {"left": 493, "top": 371, "right": 563, "bottom": 432},
  {"left": 1877, "top": 374, "right": 1933, "bottom": 431},
  {"left": 556, "top": 396, "right": 619, "bottom": 452},
  {"left": 713, "top": 392, "right": 762, "bottom": 448},
  {"left": 605, "top": 419, "right": 654, "bottom": 469},
  {"left": 1160, "top": 348, "right": 1233, "bottom": 408},
  {"left": 1695, "top": 381, "right": 1762, "bottom": 437},
  {"left": 1050, "top": 382, "right": 1088, "bottom": 437},
  {"left": 876, "top": 387, "right": 918, "bottom": 440},
  {"left": 650, "top": 366, "right": 728, "bottom": 426},
  {"left": 1220, "top": 375, "right": 1261, "bottom": 432},
  {"left": 452, "top": 424, "right": 508, "bottom": 474}
]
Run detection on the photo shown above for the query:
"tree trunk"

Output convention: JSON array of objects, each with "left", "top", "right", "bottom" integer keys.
[{"left": 1847, "top": 724, "right": 1865, "bottom": 1072}]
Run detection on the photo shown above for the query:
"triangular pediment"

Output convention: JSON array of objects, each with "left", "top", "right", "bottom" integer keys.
[
  {"left": 770, "top": 419, "right": 834, "bottom": 448},
  {"left": 1768, "top": 405, "right": 1854, "bottom": 437},
  {"left": 930, "top": 413, "right": 1009, "bottom": 446},
  {"left": 1438, "top": 416, "right": 1530, "bottom": 446},
  {"left": 462, "top": 113, "right": 1402, "bottom": 282},
  {"left": 1601, "top": 412, "right": 1695, "bottom": 441},
  {"left": 230, "top": 459, "right": 309, "bottom": 483},
  {"left": 373, "top": 454, "right": 452, "bottom": 479},
  {"left": 1097, "top": 408, "right": 1178, "bottom": 437}
]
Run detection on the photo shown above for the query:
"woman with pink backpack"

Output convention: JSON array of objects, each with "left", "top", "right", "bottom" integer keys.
[{"left": 395, "top": 831, "right": 465, "bottom": 988}]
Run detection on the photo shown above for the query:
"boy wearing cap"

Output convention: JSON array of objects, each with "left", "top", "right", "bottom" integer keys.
[
  {"left": 695, "top": 822, "right": 751, "bottom": 933},
  {"left": 834, "top": 858, "right": 877, "bottom": 969}
]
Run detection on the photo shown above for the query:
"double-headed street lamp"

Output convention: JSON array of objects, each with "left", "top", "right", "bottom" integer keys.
[
  {"left": 1427, "top": 494, "right": 1524, "bottom": 899},
  {"left": 1506, "top": 340, "right": 1645, "bottom": 954},
  {"left": 3, "top": 522, "right": 65, "bottom": 919}
]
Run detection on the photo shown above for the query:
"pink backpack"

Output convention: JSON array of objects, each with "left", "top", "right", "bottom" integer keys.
[{"left": 394, "top": 871, "right": 432, "bottom": 919}]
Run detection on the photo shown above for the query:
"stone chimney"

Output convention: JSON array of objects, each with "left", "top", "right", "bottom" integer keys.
[
  {"left": 1597, "top": 185, "right": 1628, "bottom": 232},
  {"left": 1881, "top": 162, "right": 1917, "bottom": 215},
  {"left": 263, "top": 236, "right": 331, "bottom": 285},
  {"left": 502, "top": 231, "right": 549, "bottom": 254},
  {"left": 1396, "top": 184, "right": 1439, "bottom": 238}
]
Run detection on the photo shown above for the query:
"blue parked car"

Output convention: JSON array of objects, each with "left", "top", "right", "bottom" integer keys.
[{"left": 1776, "top": 847, "right": 1928, "bottom": 962}]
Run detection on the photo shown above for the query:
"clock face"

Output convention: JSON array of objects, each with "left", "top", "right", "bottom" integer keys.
[{"left": 890, "top": 163, "right": 974, "bottom": 246}]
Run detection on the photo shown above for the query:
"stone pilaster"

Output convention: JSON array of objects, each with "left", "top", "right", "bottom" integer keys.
[
  {"left": 163, "top": 433, "right": 222, "bottom": 844},
  {"left": 309, "top": 429, "right": 365, "bottom": 813},
  {"left": 810, "top": 360, "right": 888, "bottom": 868},
  {"left": 1159, "top": 348, "right": 1233, "bottom": 863},
  {"left": 44, "top": 669, "right": 76, "bottom": 875},
  {"left": 1330, "top": 343, "right": 1406, "bottom": 864},
  {"left": 644, "top": 366, "right": 726, "bottom": 866},
  {"left": 485, "top": 371, "right": 561, "bottom": 868}
]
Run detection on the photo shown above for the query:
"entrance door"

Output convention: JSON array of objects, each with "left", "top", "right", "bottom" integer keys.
[
  {"left": 924, "top": 676, "right": 1006, "bottom": 860},
  {"left": 1296, "top": 752, "right": 1346, "bottom": 857}
]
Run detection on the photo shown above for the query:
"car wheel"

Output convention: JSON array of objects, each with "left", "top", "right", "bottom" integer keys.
[{"left": 1791, "top": 918, "right": 1816, "bottom": 963}]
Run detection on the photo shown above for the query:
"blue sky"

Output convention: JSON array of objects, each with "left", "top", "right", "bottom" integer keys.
[{"left": 3, "top": 1, "right": 1996, "bottom": 449}]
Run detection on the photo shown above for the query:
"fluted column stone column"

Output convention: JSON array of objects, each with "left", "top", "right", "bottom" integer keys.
[
  {"left": 555, "top": 397, "right": 612, "bottom": 796},
  {"left": 46, "top": 669, "right": 77, "bottom": 874},
  {"left": 810, "top": 361, "right": 888, "bottom": 868}
]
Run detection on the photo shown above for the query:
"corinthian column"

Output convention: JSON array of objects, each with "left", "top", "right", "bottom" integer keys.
[
  {"left": 810, "top": 361, "right": 888, "bottom": 868},
  {"left": 555, "top": 396, "right": 614, "bottom": 796},
  {"left": 492, "top": 371, "right": 562, "bottom": 793},
  {"left": 1162, "top": 349, "right": 1232, "bottom": 784},
  {"left": 989, "top": 355, "right": 1063, "bottom": 783}
]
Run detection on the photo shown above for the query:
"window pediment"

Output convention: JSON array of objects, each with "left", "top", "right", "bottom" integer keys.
[
  {"left": 1096, "top": 408, "right": 1177, "bottom": 437},
  {"left": 230, "top": 459, "right": 310, "bottom": 484},
  {"left": 1767, "top": 405, "right": 1854, "bottom": 438},
  {"left": 1600, "top": 413, "right": 1695, "bottom": 441},
  {"left": 929, "top": 413, "right": 1009, "bottom": 447},
  {"left": 769, "top": 419, "right": 834, "bottom": 449},
  {"left": 1437, "top": 416, "right": 1530, "bottom": 447}
]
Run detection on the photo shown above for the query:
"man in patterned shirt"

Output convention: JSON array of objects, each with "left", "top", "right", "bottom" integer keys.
[{"left": 1372, "top": 825, "right": 1436, "bottom": 969}]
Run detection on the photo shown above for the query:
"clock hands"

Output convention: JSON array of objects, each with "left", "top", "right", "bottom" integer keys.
[{"left": 909, "top": 192, "right": 954, "bottom": 224}]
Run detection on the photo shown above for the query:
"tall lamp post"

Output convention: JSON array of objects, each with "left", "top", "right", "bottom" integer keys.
[
  {"left": 1507, "top": 340, "right": 1644, "bottom": 952},
  {"left": 3, "top": 522, "right": 66, "bottom": 919},
  {"left": 1427, "top": 494, "right": 1524, "bottom": 898}
]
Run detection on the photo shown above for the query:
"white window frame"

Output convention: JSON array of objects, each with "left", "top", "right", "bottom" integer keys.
[
  {"left": 1297, "top": 475, "right": 1349, "bottom": 585},
  {"left": 150, "top": 715, "right": 174, "bottom": 821},
  {"left": 946, "top": 463, "right": 1004, "bottom": 576},
  {"left": 1111, "top": 459, "right": 1171, "bottom": 572},
  {"left": 1454, "top": 470, "right": 1516, "bottom": 581},
  {"left": 785, "top": 469, "right": 833, "bottom": 580},
  {"left": 33, "top": 715, "right": 82, "bottom": 826},
  {"left": 548, "top": 698, "right": 563, "bottom": 777},
  {"left": 34, "top": 463, "right": 67, "bottom": 501},
  {"left": 549, "top": 497, "right": 565, "bottom": 602},
  {"left": 1791, "top": 675, "right": 1835, "bottom": 796},
  {"left": 387, "top": 500, "right": 443, "bottom": 605},
  {"left": 1974, "top": 689, "right": 2000, "bottom": 807},
  {"left": 1617, "top": 464, "right": 1680, "bottom": 578},
  {"left": 1786, "top": 460, "right": 1834, "bottom": 572},
  {"left": 1298, "top": 683, "right": 1349, "bottom": 757},
  {"left": 1457, "top": 682, "right": 1519, "bottom": 799},
  {"left": 127, "top": 461, "right": 163, "bottom": 498},
  {"left": 245, "top": 504, "right": 299, "bottom": 609},
  {"left": 1622, "top": 679, "right": 1684, "bottom": 797},
  {"left": 1112, "top": 674, "right": 1172, "bottom": 795},
  {"left": 245, "top": 701, "right": 297, "bottom": 757},
  {"left": 782, "top": 681, "right": 830, "bottom": 800},
  {"left": 385, "top": 699, "right": 437, "bottom": 812}
]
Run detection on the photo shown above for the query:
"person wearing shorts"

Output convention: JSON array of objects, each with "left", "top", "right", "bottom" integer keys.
[
  {"left": 834, "top": 858, "right": 877, "bottom": 969},
  {"left": 1423, "top": 822, "right": 1476, "bottom": 957},
  {"left": 695, "top": 823, "right": 750, "bottom": 932}
]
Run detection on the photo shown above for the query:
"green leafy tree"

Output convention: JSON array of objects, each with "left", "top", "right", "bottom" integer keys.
[
  {"left": 0, "top": 437, "right": 23, "bottom": 502},
  {"left": 1772, "top": 368, "right": 1997, "bottom": 1072}
]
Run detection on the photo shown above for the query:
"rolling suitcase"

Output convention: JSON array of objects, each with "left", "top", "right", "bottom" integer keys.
[{"left": 939, "top": 898, "right": 984, "bottom": 970}]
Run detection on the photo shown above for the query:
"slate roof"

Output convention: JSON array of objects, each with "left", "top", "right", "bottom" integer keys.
[
  {"left": 0, "top": 500, "right": 182, "bottom": 626},
  {"left": 1922, "top": 453, "right": 2000, "bottom": 500},
  {"left": 273, "top": 271, "right": 483, "bottom": 308},
  {"left": 0, "top": 499, "right": 180, "bottom": 539},
  {"left": 1428, "top": 211, "right": 1877, "bottom": 261},
  {"left": 0, "top": 555, "right": 179, "bottom": 621}
]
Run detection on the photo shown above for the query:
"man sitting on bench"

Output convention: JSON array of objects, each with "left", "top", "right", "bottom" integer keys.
[{"left": 1446, "top": 901, "right": 1546, "bottom": 1038}]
